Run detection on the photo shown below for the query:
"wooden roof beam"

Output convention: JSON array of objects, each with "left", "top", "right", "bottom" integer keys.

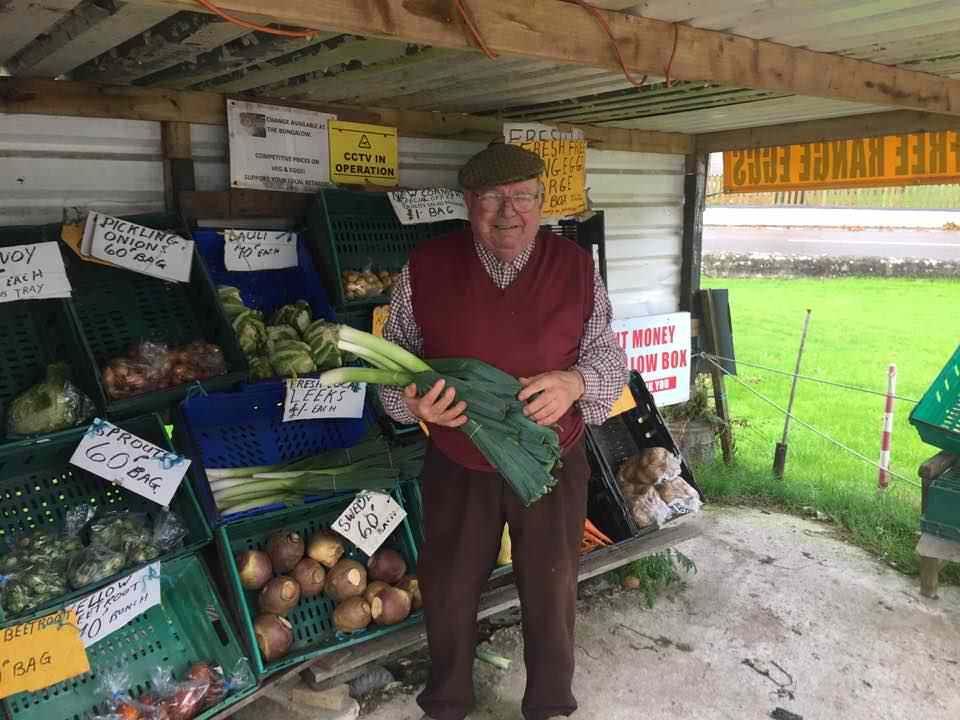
[
  {"left": 696, "top": 110, "right": 960, "bottom": 152},
  {"left": 115, "top": 0, "right": 960, "bottom": 116},
  {"left": 0, "top": 77, "right": 693, "bottom": 154}
]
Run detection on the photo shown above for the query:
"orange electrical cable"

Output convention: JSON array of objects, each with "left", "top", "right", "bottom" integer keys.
[
  {"left": 664, "top": 22, "right": 680, "bottom": 87},
  {"left": 571, "top": 0, "right": 648, "bottom": 87},
  {"left": 453, "top": 0, "right": 499, "bottom": 60},
  {"left": 194, "top": 0, "right": 319, "bottom": 38}
]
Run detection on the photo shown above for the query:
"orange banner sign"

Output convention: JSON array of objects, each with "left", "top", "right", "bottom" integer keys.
[{"left": 723, "top": 131, "right": 960, "bottom": 193}]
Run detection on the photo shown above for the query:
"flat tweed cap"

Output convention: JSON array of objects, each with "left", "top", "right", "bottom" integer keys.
[{"left": 458, "top": 139, "right": 545, "bottom": 190}]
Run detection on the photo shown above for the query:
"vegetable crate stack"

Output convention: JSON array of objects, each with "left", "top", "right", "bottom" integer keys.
[{"left": 910, "top": 344, "right": 960, "bottom": 541}]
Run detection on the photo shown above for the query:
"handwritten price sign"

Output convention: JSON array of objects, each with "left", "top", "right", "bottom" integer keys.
[
  {"left": 224, "top": 229, "right": 298, "bottom": 271},
  {"left": 283, "top": 379, "right": 366, "bottom": 422},
  {"left": 70, "top": 419, "right": 191, "bottom": 507},
  {"left": 68, "top": 563, "right": 160, "bottom": 648},
  {"left": 0, "top": 610, "right": 89, "bottom": 698},
  {"left": 333, "top": 491, "right": 407, "bottom": 556},
  {"left": 0, "top": 241, "right": 72, "bottom": 303},
  {"left": 82, "top": 212, "right": 194, "bottom": 283}
]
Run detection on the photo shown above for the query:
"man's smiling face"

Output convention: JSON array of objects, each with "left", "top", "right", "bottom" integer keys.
[{"left": 466, "top": 178, "right": 543, "bottom": 262}]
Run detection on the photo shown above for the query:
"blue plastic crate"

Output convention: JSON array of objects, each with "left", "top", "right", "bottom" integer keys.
[
  {"left": 193, "top": 228, "right": 334, "bottom": 322},
  {"left": 175, "top": 382, "right": 371, "bottom": 527}
]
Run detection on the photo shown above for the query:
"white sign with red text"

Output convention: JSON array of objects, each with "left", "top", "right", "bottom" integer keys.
[{"left": 612, "top": 312, "right": 691, "bottom": 407}]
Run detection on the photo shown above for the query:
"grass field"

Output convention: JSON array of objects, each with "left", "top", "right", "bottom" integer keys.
[{"left": 696, "top": 276, "right": 958, "bottom": 577}]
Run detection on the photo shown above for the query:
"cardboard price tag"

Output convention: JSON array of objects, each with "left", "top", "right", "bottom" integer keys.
[
  {"left": 224, "top": 229, "right": 298, "bottom": 271},
  {"left": 0, "top": 610, "right": 89, "bottom": 698},
  {"left": 82, "top": 212, "right": 194, "bottom": 283},
  {"left": 68, "top": 563, "right": 161, "bottom": 648},
  {"left": 333, "top": 491, "right": 407, "bottom": 556},
  {"left": 0, "top": 241, "right": 71, "bottom": 303},
  {"left": 283, "top": 379, "right": 366, "bottom": 422},
  {"left": 387, "top": 188, "right": 467, "bottom": 225},
  {"left": 69, "top": 419, "right": 191, "bottom": 507}
]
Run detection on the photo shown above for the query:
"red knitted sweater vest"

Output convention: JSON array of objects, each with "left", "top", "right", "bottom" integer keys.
[{"left": 409, "top": 229, "right": 594, "bottom": 471}]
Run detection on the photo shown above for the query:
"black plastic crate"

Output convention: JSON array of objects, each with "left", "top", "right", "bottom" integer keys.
[{"left": 586, "top": 371, "right": 703, "bottom": 537}]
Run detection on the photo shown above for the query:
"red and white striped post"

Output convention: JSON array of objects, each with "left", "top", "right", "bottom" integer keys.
[{"left": 878, "top": 364, "right": 897, "bottom": 490}]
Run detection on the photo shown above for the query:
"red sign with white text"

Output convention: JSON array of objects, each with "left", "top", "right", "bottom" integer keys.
[{"left": 612, "top": 312, "right": 691, "bottom": 407}]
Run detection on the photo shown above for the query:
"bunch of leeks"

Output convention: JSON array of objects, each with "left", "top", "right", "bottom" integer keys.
[
  {"left": 206, "top": 434, "right": 425, "bottom": 515},
  {"left": 318, "top": 326, "right": 561, "bottom": 506}
]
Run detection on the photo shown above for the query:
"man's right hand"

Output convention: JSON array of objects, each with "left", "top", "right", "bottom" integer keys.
[{"left": 403, "top": 379, "right": 468, "bottom": 428}]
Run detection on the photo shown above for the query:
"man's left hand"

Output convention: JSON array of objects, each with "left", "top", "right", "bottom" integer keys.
[{"left": 518, "top": 370, "right": 585, "bottom": 426}]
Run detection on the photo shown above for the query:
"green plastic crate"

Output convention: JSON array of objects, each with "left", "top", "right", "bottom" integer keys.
[
  {"left": 63, "top": 218, "right": 247, "bottom": 419},
  {"left": 910, "top": 345, "right": 960, "bottom": 455},
  {"left": 218, "top": 490, "right": 420, "bottom": 677},
  {"left": 334, "top": 303, "right": 375, "bottom": 332},
  {"left": 307, "top": 188, "right": 466, "bottom": 308},
  {"left": 2, "top": 554, "right": 257, "bottom": 720},
  {"left": 921, "top": 466, "right": 960, "bottom": 542},
  {"left": 0, "top": 413, "right": 211, "bottom": 627},
  {"left": 0, "top": 229, "right": 103, "bottom": 448}
]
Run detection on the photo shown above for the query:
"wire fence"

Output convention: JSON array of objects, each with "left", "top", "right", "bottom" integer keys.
[{"left": 697, "top": 353, "right": 922, "bottom": 489}]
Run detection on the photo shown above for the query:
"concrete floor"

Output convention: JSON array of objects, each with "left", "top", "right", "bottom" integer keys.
[{"left": 242, "top": 507, "right": 960, "bottom": 720}]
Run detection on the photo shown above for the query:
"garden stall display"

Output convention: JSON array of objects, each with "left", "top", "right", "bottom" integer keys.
[
  {"left": 63, "top": 214, "right": 247, "bottom": 419},
  {"left": 0, "top": 413, "right": 210, "bottom": 627}
]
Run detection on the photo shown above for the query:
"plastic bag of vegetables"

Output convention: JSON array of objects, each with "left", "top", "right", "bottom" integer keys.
[
  {"left": 67, "top": 543, "right": 127, "bottom": 589},
  {"left": 6, "top": 362, "right": 96, "bottom": 437}
]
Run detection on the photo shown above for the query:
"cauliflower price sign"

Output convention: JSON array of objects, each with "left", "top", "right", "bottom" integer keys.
[
  {"left": 283, "top": 379, "right": 367, "bottom": 422},
  {"left": 70, "top": 419, "right": 191, "bottom": 507},
  {"left": 224, "top": 229, "right": 298, "bottom": 271}
]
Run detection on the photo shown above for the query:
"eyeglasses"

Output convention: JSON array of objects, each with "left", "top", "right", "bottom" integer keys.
[{"left": 474, "top": 191, "right": 542, "bottom": 213}]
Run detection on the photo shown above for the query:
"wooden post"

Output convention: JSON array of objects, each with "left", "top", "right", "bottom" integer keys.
[
  {"left": 773, "top": 309, "right": 812, "bottom": 479},
  {"left": 702, "top": 290, "right": 734, "bottom": 464},
  {"left": 161, "top": 121, "right": 195, "bottom": 215},
  {"left": 680, "top": 153, "right": 707, "bottom": 313}
]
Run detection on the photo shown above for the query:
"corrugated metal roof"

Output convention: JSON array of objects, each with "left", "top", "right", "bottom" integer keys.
[{"left": 4, "top": 1, "right": 960, "bottom": 134}]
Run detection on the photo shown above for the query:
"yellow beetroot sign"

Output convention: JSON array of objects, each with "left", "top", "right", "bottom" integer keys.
[
  {"left": 0, "top": 609, "right": 89, "bottom": 698},
  {"left": 329, "top": 121, "right": 398, "bottom": 187}
]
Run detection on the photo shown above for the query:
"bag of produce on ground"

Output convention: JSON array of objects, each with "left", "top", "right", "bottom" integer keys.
[
  {"left": 657, "top": 476, "right": 702, "bottom": 519},
  {"left": 102, "top": 340, "right": 227, "bottom": 400},
  {"left": 6, "top": 362, "right": 96, "bottom": 437}
]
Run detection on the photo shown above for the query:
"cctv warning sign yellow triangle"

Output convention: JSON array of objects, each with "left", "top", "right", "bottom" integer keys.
[{"left": 358, "top": 134, "right": 372, "bottom": 149}]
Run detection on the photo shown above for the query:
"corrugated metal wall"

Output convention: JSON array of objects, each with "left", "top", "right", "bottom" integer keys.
[{"left": 0, "top": 116, "right": 686, "bottom": 316}]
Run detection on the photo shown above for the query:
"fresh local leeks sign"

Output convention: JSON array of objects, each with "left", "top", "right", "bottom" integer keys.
[
  {"left": 283, "top": 379, "right": 367, "bottom": 422},
  {"left": 81, "top": 212, "right": 193, "bottom": 283},
  {"left": 70, "top": 419, "right": 191, "bottom": 507},
  {"left": 0, "top": 241, "right": 71, "bottom": 303}
]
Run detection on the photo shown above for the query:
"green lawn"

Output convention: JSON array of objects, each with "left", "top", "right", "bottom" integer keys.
[{"left": 696, "top": 276, "right": 958, "bottom": 577}]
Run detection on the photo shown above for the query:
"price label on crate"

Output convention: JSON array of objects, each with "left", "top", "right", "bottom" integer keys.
[
  {"left": 68, "top": 563, "right": 161, "bottom": 648},
  {"left": 388, "top": 188, "right": 468, "bottom": 225},
  {"left": 333, "top": 491, "right": 407, "bottom": 556},
  {"left": 283, "top": 379, "right": 366, "bottom": 422},
  {"left": 70, "top": 419, "right": 191, "bottom": 507},
  {"left": 82, "top": 211, "right": 194, "bottom": 283},
  {"left": 224, "top": 229, "right": 298, "bottom": 271},
  {"left": 0, "top": 610, "right": 89, "bottom": 698},
  {"left": 0, "top": 241, "right": 72, "bottom": 303}
]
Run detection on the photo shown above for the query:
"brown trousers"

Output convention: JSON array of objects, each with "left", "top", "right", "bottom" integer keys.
[{"left": 416, "top": 439, "right": 590, "bottom": 720}]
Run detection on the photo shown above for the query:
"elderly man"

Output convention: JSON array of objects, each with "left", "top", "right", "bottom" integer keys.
[{"left": 380, "top": 140, "right": 627, "bottom": 720}]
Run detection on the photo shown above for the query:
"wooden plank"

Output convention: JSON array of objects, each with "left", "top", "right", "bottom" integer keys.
[
  {"left": 211, "top": 518, "right": 702, "bottom": 720},
  {"left": 696, "top": 110, "right": 960, "bottom": 152},
  {"left": 72, "top": 14, "right": 250, "bottom": 84},
  {"left": 180, "top": 189, "right": 313, "bottom": 220},
  {"left": 162, "top": 121, "right": 194, "bottom": 213},
  {"left": 680, "top": 153, "right": 707, "bottom": 312},
  {"left": 137, "top": 31, "right": 337, "bottom": 90},
  {"left": 0, "top": 0, "right": 82, "bottom": 66},
  {"left": 7, "top": 2, "right": 177, "bottom": 78},
  {"left": 117, "top": 0, "right": 960, "bottom": 116},
  {"left": 0, "top": 78, "right": 692, "bottom": 154}
]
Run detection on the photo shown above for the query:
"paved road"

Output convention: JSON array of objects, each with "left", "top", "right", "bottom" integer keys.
[{"left": 704, "top": 225, "right": 960, "bottom": 261}]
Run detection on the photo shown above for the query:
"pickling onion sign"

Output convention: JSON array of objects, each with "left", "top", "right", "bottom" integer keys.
[
  {"left": 333, "top": 491, "right": 407, "bottom": 556},
  {"left": 68, "top": 563, "right": 161, "bottom": 648},
  {"left": 81, "top": 212, "right": 194, "bottom": 283},
  {"left": 612, "top": 312, "right": 691, "bottom": 407},
  {"left": 70, "top": 419, "right": 191, "bottom": 507},
  {"left": 283, "top": 379, "right": 367, "bottom": 422},
  {"left": 224, "top": 229, "right": 298, "bottom": 271},
  {"left": 0, "top": 241, "right": 72, "bottom": 303}
]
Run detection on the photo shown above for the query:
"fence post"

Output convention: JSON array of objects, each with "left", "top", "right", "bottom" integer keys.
[{"left": 878, "top": 364, "right": 897, "bottom": 490}]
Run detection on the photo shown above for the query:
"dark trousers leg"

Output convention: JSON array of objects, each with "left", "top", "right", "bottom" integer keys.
[
  {"left": 417, "top": 446, "right": 504, "bottom": 720},
  {"left": 506, "top": 440, "right": 590, "bottom": 720}
]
